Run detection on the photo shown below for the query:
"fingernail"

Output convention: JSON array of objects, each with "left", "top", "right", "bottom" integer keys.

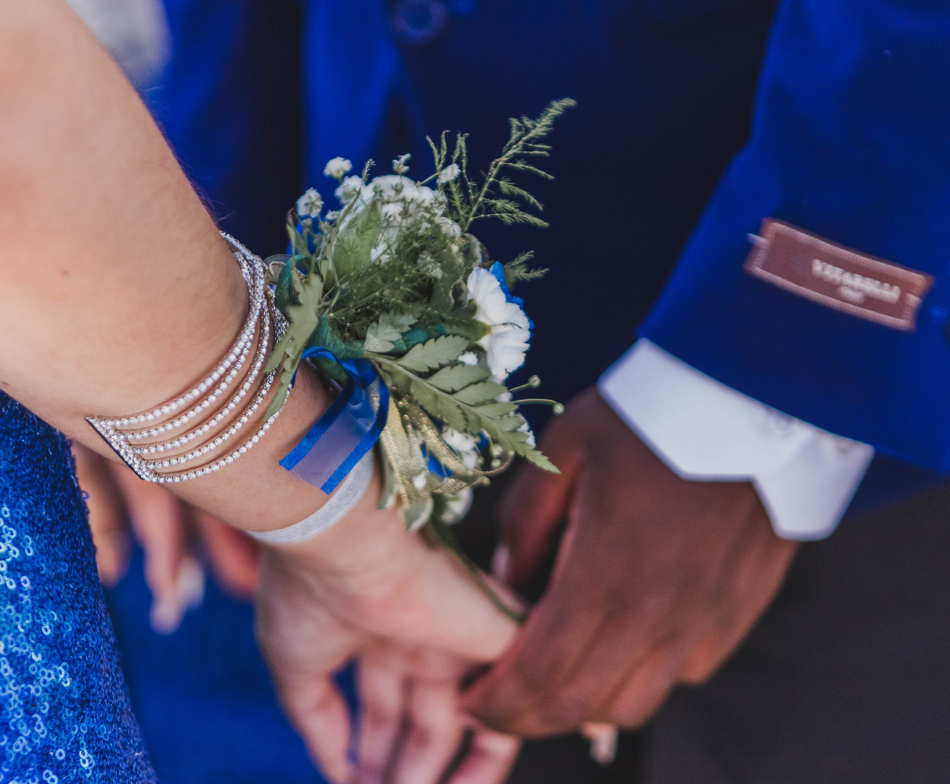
[
  {"left": 177, "top": 557, "right": 206, "bottom": 610},
  {"left": 491, "top": 545, "right": 510, "bottom": 582},
  {"left": 582, "top": 723, "right": 618, "bottom": 765},
  {"left": 149, "top": 559, "right": 204, "bottom": 635},
  {"left": 150, "top": 590, "right": 184, "bottom": 635}
]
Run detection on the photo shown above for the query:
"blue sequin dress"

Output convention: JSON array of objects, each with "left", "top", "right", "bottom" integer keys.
[{"left": 0, "top": 392, "right": 157, "bottom": 783}]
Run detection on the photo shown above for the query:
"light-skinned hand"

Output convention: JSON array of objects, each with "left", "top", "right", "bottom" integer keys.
[
  {"left": 74, "top": 443, "right": 261, "bottom": 631},
  {"left": 256, "top": 457, "right": 522, "bottom": 784}
]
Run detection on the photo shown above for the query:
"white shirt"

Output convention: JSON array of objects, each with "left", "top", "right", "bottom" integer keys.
[{"left": 598, "top": 340, "right": 874, "bottom": 540}]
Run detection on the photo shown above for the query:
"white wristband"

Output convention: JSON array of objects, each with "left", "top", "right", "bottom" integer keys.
[{"left": 248, "top": 451, "right": 375, "bottom": 544}]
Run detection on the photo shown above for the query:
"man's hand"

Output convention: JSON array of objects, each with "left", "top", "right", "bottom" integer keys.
[{"left": 464, "top": 387, "right": 800, "bottom": 736}]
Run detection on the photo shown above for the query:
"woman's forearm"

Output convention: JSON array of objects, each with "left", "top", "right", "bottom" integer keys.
[
  {"left": 0, "top": 0, "right": 333, "bottom": 532},
  {"left": 0, "top": 0, "right": 242, "bottom": 422}
]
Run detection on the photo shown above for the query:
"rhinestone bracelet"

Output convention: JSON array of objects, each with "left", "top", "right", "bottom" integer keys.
[
  {"left": 141, "top": 301, "right": 275, "bottom": 470},
  {"left": 87, "top": 234, "right": 289, "bottom": 483}
]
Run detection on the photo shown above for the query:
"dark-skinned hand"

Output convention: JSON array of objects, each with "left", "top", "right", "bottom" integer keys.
[{"left": 464, "top": 386, "right": 801, "bottom": 736}]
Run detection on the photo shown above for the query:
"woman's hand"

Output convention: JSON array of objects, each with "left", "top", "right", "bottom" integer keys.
[
  {"left": 257, "top": 551, "right": 521, "bottom": 784},
  {"left": 354, "top": 646, "right": 520, "bottom": 784},
  {"left": 75, "top": 443, "right": 261, "bottom": 630},
  {"left": 256, "top": 459, "right": 522, "bottom": 784}
]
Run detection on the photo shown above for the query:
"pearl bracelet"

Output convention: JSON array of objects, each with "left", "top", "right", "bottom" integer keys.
[{"left": 87, "top": 234, "right": 289, "bottom": 483}]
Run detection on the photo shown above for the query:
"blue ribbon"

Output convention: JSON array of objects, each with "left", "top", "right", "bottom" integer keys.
[{"left": 279, "top": 347, "right": 390, "bottom": 494}]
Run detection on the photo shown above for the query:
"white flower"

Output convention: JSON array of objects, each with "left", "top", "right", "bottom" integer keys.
[
  {"left": 443, "top": 488, "right": 474, "bottom": 525},
  {"left": 517, "top": 418, "right": 536, "bottom": 447},
  {"left": 381, "top": 203, "right": 403, "bottom": 220},
  {"left": 412, "top": 472, "right": 429, "bottom": 490},
  {"left": 443, "top": 428, "right": 480, "bottom": 469},
  {"left": 295, "top": 188, "right": 323, "bottom": 218},
  {"left": 435, "top": 216, "right": 462, "bottom": 237},
  {"left": 417, "top": 251, "right": 442, "bottom": 278},
  {"left": 334, "top": 175, "right": 364, "bottom": 204},
  {"left": 466, "top": 266, "right": 531, "bottom": 382},
  {"left": 323, "top": 157, "right": 352, "bottom": 179},
  {"left": 325, "top": 210, "right": 342, "bottom": 221},
  {"left": 392, "top": 153, "right": 411, "bottom": 174},
  {"left": 458, "top": 352, "right": 479, "bottom": 366},
  {"left": 438, "top": 163, "right": 461, "bottom": 183},
  {"left": 370, "top": 175, "right": 437, "bottom": 206}
]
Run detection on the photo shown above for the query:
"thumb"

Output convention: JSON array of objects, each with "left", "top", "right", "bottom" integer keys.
[{"left": 495, "top": 418, "right": 583, "bottom": 591}]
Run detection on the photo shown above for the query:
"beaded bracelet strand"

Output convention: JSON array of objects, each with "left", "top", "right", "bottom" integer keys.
[{"left": 87, "top": 234, "right": 289, "bottom": 483}]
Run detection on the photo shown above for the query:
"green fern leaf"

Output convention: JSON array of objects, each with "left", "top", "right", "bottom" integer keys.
[
  {"left": 426, "top": 364, "right": 491, "bottom": 392},
  {"left": 408, "top": 379, "right": 468, "bottom": 432},
  {"left": 454, "top": 381, "right": 507, "bottom": 405},
  {"left": 397, "top": 336, "right": 470, "bottom": 372}
]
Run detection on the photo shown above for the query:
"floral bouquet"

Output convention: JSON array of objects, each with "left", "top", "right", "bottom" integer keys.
[{"left": 263, "top": 99, "right": 573, "bottom": 614}]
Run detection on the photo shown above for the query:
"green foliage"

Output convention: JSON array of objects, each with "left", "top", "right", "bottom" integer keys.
[
  {"left": 364, "top": 312, "right": 410, "bottom": 352},
  {"left": 264, "top": 262, "right": 326, "bottom": 419},
  {"left": 264, "top": 100, "right": 574, "bottom": 467},
  {"left": 436, "top": 98, "right": 576, "bottom": 233},
  {"left": 273, "top": 256, "right": 303, "bottom": 313},
  {"left": 395, "top": 335, "right": 470, "bottom": 372},
  {"left": 372, "top": 352, "right": 557, "bottom": 472},
  {"left": 332, "top": 205, "right": 381, "bottom": 281},
  {"left": 425, "top": 364, "right": 490, "bottom": 392},
  {"left": 504, "top": 251, "right": 548, "bottom": 289}
]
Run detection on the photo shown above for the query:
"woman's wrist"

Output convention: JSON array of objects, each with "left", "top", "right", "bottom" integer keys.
[
  {"left": 258, "top": 456, "right": 419, "bottom": 584},
  {"left": 162, "top": 363, "right": 336, "bottom": 532}
]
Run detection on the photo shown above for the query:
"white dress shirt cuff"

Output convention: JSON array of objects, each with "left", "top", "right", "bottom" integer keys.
[{"left": 597, "top": 339, "right": 874, "bottom": 540}]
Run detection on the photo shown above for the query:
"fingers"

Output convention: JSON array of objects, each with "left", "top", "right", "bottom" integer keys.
[
  {"left": 495, "top": 464, "right": 571, "bottom": 590},
  {"left": 109, "top": 462, "right": 203, "bottom": 633},
  {"left": 466, "top": 443, "right": 632, "bottom": 734},
  {"left": 446, "top": 722, "right": 521, "bottom": 784},
  {"left": 462, "top": 567, "right": 610, "bottom": 735},
  {"left": 356, "top": 661, "right": 406, "bottom": 784},
  {"left": 495, "top": 411, "right": 584, "bottom": 590},
  {"left": 284, "top": 673, "right": 355, "bottom": 784},
  {"left": 390, "top": 676, "right": 465, "bottom": 784},
  {"left": 257, "top": 558, "right": 364, "bottom": 783},
  {"left": 192, "top": 507, "right": 260, "bottom": 599},
  {"left": 72, "top": 443, "right": 130, "bottom": 586},
  {"left": 358, "top": 646, "right": 473, "bottom": 784},
  {"left": 605, "top": 643, "right": 693, "bottom": 729},
  {"left": 680, "top": 534, "right": 800, "bottom": 684}
]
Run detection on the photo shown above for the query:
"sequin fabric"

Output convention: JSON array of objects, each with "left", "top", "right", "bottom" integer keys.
[{"left": 0, "top": 393, "right": 157, "bottom": 783}]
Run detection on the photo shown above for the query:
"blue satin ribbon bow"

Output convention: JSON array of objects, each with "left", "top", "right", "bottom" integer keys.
[{"left": 279, "top": 347, "right": 390, "bottom": 494}]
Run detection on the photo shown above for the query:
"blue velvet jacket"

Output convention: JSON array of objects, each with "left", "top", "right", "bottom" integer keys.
[
  {"left": 641, "top": 0, "right": 950, "bottom": 476},
  {"left": 151, "top": 0, "right": 950, "bottom": 505},
  {"left": 152, "top": 0, "right": 776, "bottom": 403}
]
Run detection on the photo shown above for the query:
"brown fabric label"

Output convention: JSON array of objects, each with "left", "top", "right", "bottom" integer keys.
[{"left": 744, "top": 219, "right": 934, "bottom": 331}]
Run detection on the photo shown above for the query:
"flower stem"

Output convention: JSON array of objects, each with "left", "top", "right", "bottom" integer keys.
[{"left": 425, "top": 517, "right": 527, "bottom": 625}]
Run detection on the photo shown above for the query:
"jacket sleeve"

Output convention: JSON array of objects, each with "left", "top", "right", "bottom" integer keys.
[{"left": 640, "top": 0, "right": 950, "bottom": 471}]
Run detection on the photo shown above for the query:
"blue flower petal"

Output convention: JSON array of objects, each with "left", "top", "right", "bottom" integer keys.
[
  {"left": 488, "top": 261, "right": 534, "bottom": 334},
  {"left": 489, "top": 262, "right": 524, "bottom": 308}
]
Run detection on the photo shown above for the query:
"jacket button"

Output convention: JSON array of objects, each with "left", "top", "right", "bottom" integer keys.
[{"left": 391, "top": 0, "right": 449, "bottom": 44}]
